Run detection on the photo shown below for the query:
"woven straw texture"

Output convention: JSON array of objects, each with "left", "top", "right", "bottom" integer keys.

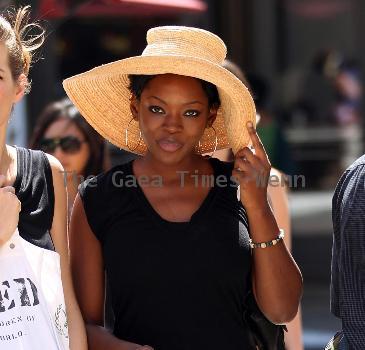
[{"left": 63, "top": 26, "right": 256, "bottom": 155}]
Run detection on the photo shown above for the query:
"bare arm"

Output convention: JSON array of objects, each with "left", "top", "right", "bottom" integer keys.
[
  {"left": 268, "top": 169, "right": 303, "bottom": 350},
  {"left": 46, "top": 154, "right": 88, "bottom": 350},
  {"left": 234, "top": 123, "right": 303, "bottom": 324},
  {"left": 69, "top": 193, "right": 152, "bottom": 350}
]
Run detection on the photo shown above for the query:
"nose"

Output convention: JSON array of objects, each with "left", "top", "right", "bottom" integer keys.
[
  {"left": 53, "top": 147, "right": 66, "bottom": 163},
  {"left": 162, "top": 111, "right": 183, "bottom": 133}
]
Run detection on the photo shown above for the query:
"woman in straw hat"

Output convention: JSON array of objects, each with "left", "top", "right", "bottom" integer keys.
[
  {"left": 65, "top": 26, "right": 303, "bottom": 349},
  {"left": 0, "top": 6, "right": 87, "bottom": 349}
]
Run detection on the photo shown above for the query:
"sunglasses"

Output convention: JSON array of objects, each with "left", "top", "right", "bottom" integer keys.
[{"left": 39, "top": 136, "right": 86, "bottom": 154}]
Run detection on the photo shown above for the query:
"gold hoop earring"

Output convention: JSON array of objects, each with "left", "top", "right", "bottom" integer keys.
[
  {"left": 197, "top": 126, "right": 218, "bottom": 158},
  {"left": 205, "top": 125, "right": 218, "bottom": 159},
  {"left": 125, "top": 118, "right": 142, "bottom": 152}
]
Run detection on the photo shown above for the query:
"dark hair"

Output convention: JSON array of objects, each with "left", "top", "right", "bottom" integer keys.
[
  {"left": 0, "top": 6, "right": 45, "bottom": 93},
  {"left": 246, "top": 74, "right": 270, "bottom": 110},
  {"left": 30, "top": 98, "right": 110, "bottom": 177},
  {"left": 128, "top": 74, "right": 221, "bottom": 108}
]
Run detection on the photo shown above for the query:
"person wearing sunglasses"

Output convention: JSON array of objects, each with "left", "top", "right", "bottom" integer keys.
[
  {"left": 30, "top": 98, "right": 110, "bottom": 217},
  {"left": 39, "top": 135, "right": 86, "bottom": 155}
]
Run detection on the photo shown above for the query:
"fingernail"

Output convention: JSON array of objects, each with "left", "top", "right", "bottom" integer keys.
[{"left": 247, "top": 121, "right": 253, "bottom": 128}]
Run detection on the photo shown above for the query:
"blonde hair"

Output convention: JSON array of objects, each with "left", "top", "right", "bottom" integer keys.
[{"left": 0, "top": 5, "right": 45, "bottom": 93}]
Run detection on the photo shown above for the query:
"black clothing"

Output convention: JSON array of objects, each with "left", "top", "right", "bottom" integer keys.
[
  {"left": 79, "top": 158, "right": 252, "bottom": 350},
  {"left": 13, "top": 147, "right": 55, "bottom": 251},
  {"left": 331, "top": 154, "right": 365, "bottom": 348}
]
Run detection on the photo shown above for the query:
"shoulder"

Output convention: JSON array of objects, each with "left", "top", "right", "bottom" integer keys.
[
  {"left": 334, "top": 155, "right": 365, "bottom": 199},
  {"left": 44, "top": 154, "right": 67, "bottom": 212},
  {"left": 270, "top": 167, "right": 282, "bottom": 178},
  {"left": 17, "top": 147, "right": 62, "bottom": 180},
  {"left": 79, "top": 162, "right": 130, "bottom": 198},
  {"left": 45, "top": 153, "right": 65, "bottom": 177},
  {"left": 333, "top": 155, "right": 365, "bottom": 214},
  {"left": 78, "top": 162, "right": 134, "bottom": 214},
  {"left": 44, "top": 153, "right": 67, "bottom": 192},
  {"left": 77, "top": 162, "right": 133, "bottom": 243},
  {"left": 15, "top": 147, "right": 56, "bottom": 198},
  {"left": 268, "top": 168, "right": 287, "bottom": 197}
]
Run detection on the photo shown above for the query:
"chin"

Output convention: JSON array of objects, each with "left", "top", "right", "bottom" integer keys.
[{"left": 150, "top": 147, "right": 190, "bottom": 165}]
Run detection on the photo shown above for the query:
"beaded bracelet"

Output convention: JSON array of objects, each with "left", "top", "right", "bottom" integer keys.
[{"left": 249, "top": 229, "right": 285, "bottom": 249}]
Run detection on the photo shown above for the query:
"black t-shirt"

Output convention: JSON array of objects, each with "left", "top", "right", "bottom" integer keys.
[
  {"left": 13, "top": 147, "right": 55, "bottom": 251},
  {"left": 79, "top": 158, "right": 252, "bottom": 350}
]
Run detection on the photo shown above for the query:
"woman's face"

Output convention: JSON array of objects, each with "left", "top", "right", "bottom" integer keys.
[
  {"left": 43, "top": 118, "right": 90, "bottom": 177},
  {"left": 131, "top": 74, "right": 217, "bottom": 165},
  {"left": 0, "top": 43, "right": 25, "bottom": 127}
]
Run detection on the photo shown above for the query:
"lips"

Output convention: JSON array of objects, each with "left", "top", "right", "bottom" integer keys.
[{"left": 157, "top": 138, "right": 183, "bottom": 152}]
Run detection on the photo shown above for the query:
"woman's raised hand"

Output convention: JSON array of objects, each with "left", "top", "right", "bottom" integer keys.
[
  {"left": 0, "top": 175, "right": 21, "bottom": 245},
  {"left": 233, "top": 122, "right": 271, "bottom": 212}
]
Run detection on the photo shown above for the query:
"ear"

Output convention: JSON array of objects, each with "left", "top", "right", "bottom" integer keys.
[
  {"left": 13, "top": 74, "right": 27, "bottom": 103},
  {"left": 129, "top": 94, "right": 140, "bottom": 121},
  {"left": 207, "top": 105, "right": 218, "bottom": 128}
]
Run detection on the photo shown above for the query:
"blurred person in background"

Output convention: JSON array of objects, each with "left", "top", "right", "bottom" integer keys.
[
  {"left": 215, "top": 59, "right": 304, "bottom": 350},
  {"left": 293, "top": 50, "right": 363, "bottom": 127},
  {"left": 0, "top": 6, "right": 86, "bottom": 349},
  {"left": 333, "top": 60, "right": 363, "bottom": 126},
  {"left": 249, "top": 74, "right": 294, "bottom": 176},
  {"left": 30, "top": 98, "right": 110, "bottom": 217}
]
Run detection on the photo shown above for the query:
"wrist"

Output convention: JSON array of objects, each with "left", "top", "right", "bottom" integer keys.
[
  {"left": 244, "top": 201, "right": 272, "bottom": 217},
  {"left": 249, "top": 229, "right": 285, "bottom": 249}
]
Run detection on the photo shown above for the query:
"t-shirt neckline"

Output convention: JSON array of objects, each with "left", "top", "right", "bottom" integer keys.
[{"left": 126, "top": 158, "right": 220, "bottom": 230}]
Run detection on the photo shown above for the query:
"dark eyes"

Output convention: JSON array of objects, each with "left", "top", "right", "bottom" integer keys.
[
  {"left": 148, "top": 105, "right": 201, "bottom": 118},
  {"left": 149, "top": 106, "right": 164, "bottom": 114},
  {"left": 184, "top": 110, "right": 200, "bottom": 117}
]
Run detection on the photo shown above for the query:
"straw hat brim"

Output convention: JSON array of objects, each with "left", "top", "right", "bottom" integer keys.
[{"left": 63, "top": 55, "right": 256, "bottom": 155}]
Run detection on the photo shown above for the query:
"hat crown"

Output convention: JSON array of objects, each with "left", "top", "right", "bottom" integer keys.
[{"left": 142, "top": 26, "right": 227, "bottom": 65}]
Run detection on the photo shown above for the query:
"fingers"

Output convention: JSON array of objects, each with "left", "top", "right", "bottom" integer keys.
[
  {"left": 246, "top": 121, "right": 270, "bottom": 163},
  {"left": 235, "top": 148, "right": 266, "bottom": 173},
  {"left": 234, "top": 157, "right": 255, "bottom": 174},
  {"left": 234, "top": 140, "right": 271, "bottom": 188}
]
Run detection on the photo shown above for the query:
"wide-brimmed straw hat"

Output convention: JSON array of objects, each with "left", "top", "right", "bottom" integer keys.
[{"left": 63, "top": 26, "right": 256, "bottom": 155}]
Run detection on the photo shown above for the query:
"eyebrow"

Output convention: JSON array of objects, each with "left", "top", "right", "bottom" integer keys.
[{"left": 148, "top": 95, "right": 204, "bottom": 106}]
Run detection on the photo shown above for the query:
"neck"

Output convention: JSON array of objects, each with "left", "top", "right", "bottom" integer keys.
[
  {"left": 0, "top": 125, "right": 10, "bottom": 175},
  {"left": 140, "top": 152, "right": 206, "bottom": 182}
]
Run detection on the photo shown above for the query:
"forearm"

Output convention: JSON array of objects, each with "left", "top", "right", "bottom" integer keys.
[
  {"left": 61, "top": 266, "right": 88, "bottom": 350},
  {"left": 86, "top": 324, "right": 143, "bottom": 350},
  {"left": 247, "top": 205, "right": 303, "bottom": 324},
  {"left": 284, "top": 306, "right": 304, "bottom": 350},
  {"left": 66, "top": 298, "right": 88, "bottom": 350}
]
